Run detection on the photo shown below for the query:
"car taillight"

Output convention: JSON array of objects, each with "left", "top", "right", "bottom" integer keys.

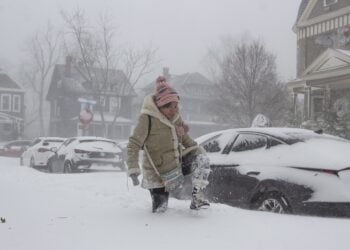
[
  {"left": 38, "top": 148, "right": 50, "bottom": 152},
  {"left": 322, "top": 169, "right": 339, "bottom": 176},
  {"left": 74, "top": 149, "right": 89, "bottom": 154},
  {"left": 292, "top": 166, "right": 339, "bottom": 176}
]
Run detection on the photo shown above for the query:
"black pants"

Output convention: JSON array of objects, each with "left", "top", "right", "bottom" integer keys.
[{"left": 149, "top": 187, "right": 169, "bottom": 213}]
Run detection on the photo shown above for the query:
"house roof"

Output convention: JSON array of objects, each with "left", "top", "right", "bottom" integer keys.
[
  {"left": 142, "top": 72, "right": 215, "bottom": 100},
  {"left": 47, "top": 64, "right": 137, "bottom": 100},
  {"left": 288, "top": 48, "right": 350, "bottom": 92},
  {"left": 302, "top": 48, "right": 350, "bottom": 78},
  {"left": 294, "top": 0, "right": 350, "bottom": 31},
  {"left": 295, "top": 0, "right": 310, "bottom": 26},
  {"left": 0, "top": 73, "right": 21, "bottom": 89}
]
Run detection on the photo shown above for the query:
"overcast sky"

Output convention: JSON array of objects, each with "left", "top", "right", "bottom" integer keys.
[{"left": 0, "top": 0, "right": 301, "bottom": 84}]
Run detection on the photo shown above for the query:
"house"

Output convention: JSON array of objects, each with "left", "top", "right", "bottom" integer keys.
[
  {"left": 288, "top": 0, "right": 350, "bottom": 137},
  {"left": 138, "top": 68, "right": 229, "bottom": 137},
  {"left": 46, "top": 57, "right": 137, "bottom": 139},
  {"left": 0, "top": 70, "right": 25, "bottom": 140}
]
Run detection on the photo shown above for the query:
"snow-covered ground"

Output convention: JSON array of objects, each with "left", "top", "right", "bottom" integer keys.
[{"left": 1, "top": 156, "right": 350, "bottom": 250}]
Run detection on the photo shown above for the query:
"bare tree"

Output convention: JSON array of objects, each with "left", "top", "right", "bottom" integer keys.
[
  {"left": 205, "top": 36, "right": 290, "bottom": 127},
  {"left": 20, "top": 22, "right": 61, "bottom": 135},
  {"left": 61, "top": 9, "right": 158, "bottom": 136}
]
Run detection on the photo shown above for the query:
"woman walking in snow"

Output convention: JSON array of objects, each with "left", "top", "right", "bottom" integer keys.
[{"left": 127, "top": 76, "right": 211, "bottom": 213}]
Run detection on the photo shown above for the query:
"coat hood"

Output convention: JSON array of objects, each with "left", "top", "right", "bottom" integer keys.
[{"left": 140, "top": 95, "right": 180, "bottom": 127}]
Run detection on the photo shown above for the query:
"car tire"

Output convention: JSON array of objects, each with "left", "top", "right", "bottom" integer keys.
[
  {"left": 64, "top": 161, "right": 74, "bottom": 173},
  {"left": 114, "top": 162, "right": 126, "bottom": 171},
  {"left": 253, "top": 191, "right": 291, "bottom": 214},
  {"left": 47, "top": 160, "right": 53, "bottom": 173},
  {"left": 30, "top": 157, "right": 35, "bottom": 168}
]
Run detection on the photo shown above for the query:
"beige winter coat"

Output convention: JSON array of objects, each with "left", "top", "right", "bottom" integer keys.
[{"left": 127, "top": 95, "right": 201, "bottom": 189}]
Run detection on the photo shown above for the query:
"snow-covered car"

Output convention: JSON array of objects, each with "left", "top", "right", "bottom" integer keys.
[
  {"left": 177, "top": 127, "right": 350, "bottom": 217},
  {"left": 0, "top": 140, "right": 32, "bottom": 158},
  {"left": 21, "top": 137, "right": 66, "bottom": 168},
  {"left": 47, "top": 136, "right": 124, "bottom": 173},
  {"left": 116, "top": 139, "right": 128, "bottom": 163}
]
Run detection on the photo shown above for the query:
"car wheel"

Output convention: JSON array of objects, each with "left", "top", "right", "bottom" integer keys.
[
  {"left": 64, "top": 161, "right": 74, "bottom": 173},
  {"left": 114, "top": 162, "right": 125, "bottom": 171},
  {"left": 47, "top": 160, "right": 53, "bottom": 173},
  {"left": 30, "top": 157, "right": 35, "bottom": 168},
  {"left": 253, "top": 191, "right": 291, "bottom": 214}
]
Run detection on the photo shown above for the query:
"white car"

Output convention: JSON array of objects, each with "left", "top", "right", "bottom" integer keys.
[
  {"left": 176, "top": 127, "right": 350, "bottom": 217},
  {"left": 47, "top": 136, "right": 124, "bottom": 173},
  {"left": 21, "top": 137, "right": 66, "bottom": 168}
]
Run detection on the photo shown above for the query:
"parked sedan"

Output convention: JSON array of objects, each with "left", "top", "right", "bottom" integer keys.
[
  {"left": 21, "top": 137, "right": 66, "bottom": 168},
  {"left": 0, "top": 140, "right": 31, "bottom": 157},
  {"left": 177, "top": 127, "right": 350, "bottom": 217},
  {"left": 47, "top": 136, "right": 124, "bottom": 173}
]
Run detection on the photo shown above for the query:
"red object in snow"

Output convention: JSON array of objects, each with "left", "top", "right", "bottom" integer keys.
[
  {"left": 79, "top": 109, "right": 94, "bottom": 125},
  {"left": 78, "top": 108, "right": 94, "bottom": 130},
  {"left": 343, "top": 25, "right": 350, "bottom": 37}
]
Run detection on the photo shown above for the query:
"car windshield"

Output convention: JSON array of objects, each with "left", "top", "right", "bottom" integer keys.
[
  {"left": 79, "top": 139, "right": 116, "bottom": 145},
  {"left": 29, "top": 138, "right": 41, "bottom": 147},
  {"left": 44, "top": 139, "right": 65, "bottom": 143}
]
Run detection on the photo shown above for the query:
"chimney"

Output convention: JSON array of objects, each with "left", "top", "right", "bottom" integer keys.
[
  {"left": 65, "top": 56, "right": 73, "bottom": 77},
  {"left": 163, "top": 67, "right": 170, "bottom": 80}
]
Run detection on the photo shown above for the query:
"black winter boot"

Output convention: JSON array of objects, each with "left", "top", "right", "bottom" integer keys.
[
  {"left": 190, "top": 187, "right": 210, "bottom": 210},
  {"left": 150, "top": 188, "right": 169, "bottom": 213}
]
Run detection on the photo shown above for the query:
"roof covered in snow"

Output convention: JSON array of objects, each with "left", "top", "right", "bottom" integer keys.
[{"left": 141, "top": 72, "right": 216, "bottom": 100}]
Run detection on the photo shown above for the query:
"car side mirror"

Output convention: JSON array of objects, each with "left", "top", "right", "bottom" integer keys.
[{"left": 50, "top": 147, "right": 58, "bottom": 153}]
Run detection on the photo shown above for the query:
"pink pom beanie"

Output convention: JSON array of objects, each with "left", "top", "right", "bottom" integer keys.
[{"left": 154, "top": 76, "right": 179, "bottom": 107}]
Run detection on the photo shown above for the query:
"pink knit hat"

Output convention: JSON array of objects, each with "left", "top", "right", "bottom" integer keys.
[{"left": 154, "top": 76, "right": 179, "bottom": 107}]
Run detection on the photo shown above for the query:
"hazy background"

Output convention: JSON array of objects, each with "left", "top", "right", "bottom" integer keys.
[{"left": 0, "top": 0, "right": 301, "bottom": 84}]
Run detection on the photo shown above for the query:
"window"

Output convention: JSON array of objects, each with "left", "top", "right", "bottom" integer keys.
[
  {"left": 63, "top": 138, "right": 76, "bottom": 146},
  {"left": 313, "top": 97, "right": 323, "bottom": 114},
  {"left": 12, "top": 95, "right": 20, "bottom": 112},
  {"left": 110, "top": 97, "right": 120, "bottom": 113},
  {"left": 1, "top": 94, "right": 11, "bottom": 111},
  {"left": 231, "top": 134, "right": 267, "bottom": 152},
  {"left": 99, "top": 96, "right": 109, "bottom": 112},
  {"left": 202, "top": 134, "right": 223, "bottom": 153},
  {"left": 269, "top": 138, "right": 283, "bottom": 148},
  {"left": 324, "top": 0, "right": 337, "bottom": 7}
]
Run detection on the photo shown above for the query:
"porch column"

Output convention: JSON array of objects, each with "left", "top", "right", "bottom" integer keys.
[
  {"left": 324, "top": 85, "right": 331, "bottom": 112},
  {"left": 307, "top": 87, "right": 312, "bottom": 120},
  {"left": 303, "top": 87, "right": 312, "bottom": 120},
  {"left": 292, "top": 92, "right": 298, "bottom": 118}
]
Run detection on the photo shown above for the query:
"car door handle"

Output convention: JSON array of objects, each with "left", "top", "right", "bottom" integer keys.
[{"left": 246, "top": 171, "right": 260, "bottom": 176}]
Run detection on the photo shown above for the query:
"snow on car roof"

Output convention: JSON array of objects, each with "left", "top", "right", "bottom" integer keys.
[
  {"left": 38, "top": 137, "right": 66, "bottom": 141},
  {"left": 37, "top": 136, "right": 65, "bottom": 139},
  {"left": 196, "top": 127, "right": 346, "bottom": 143},
  {"left": 236, "top": 127, "right": 315, "bottom": 137},
  {"left": 73, "top": 136, "right": 115, "bottom": 143}
]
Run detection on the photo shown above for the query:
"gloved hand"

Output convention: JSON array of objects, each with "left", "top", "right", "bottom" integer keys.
[{"left": 130, "top": 174, "right": 140, "bottom": 186}]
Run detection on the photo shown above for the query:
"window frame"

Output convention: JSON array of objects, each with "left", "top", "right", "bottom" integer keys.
[
  {"left": 200, "top": 131, "right": 237, "bottom": 154},
  {"left": 12, "top": 95, "right": 21, "bottom": 112},
  {"left": 1, "top": 94, "right": 11, "bottom": 111},
  {"left": 324, "top": 0, "right": 337, "bottom": 7},
  {"left": 230, "top": 133, "right": 268, "bottom": 152}
]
